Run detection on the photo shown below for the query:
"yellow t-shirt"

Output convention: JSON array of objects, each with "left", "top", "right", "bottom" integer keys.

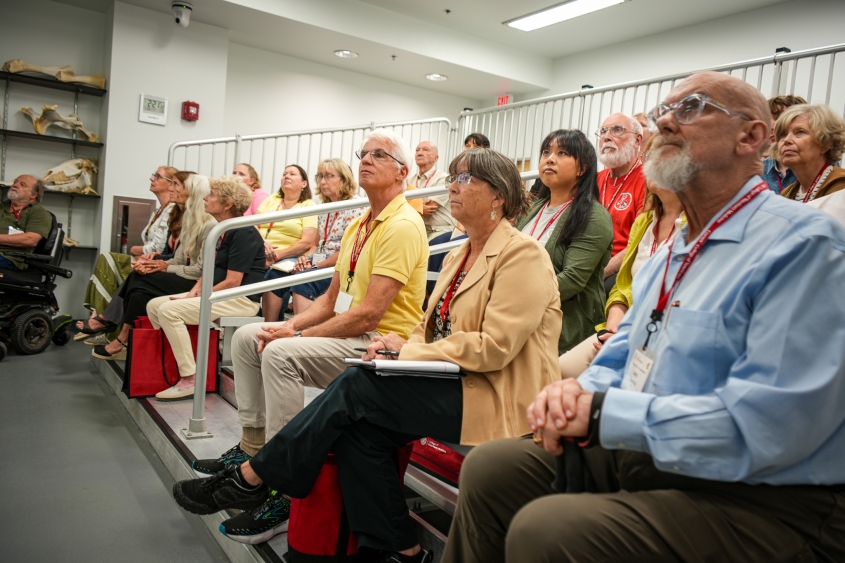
[
  {"left": 255, "top": 195, "right": 318, "bottom": 251},
  {"left": 334, "top": 192, "right": 429, "bottom": 339}
]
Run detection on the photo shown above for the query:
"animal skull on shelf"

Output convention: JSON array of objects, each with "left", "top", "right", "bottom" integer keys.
[
  {"left": 42, "top": 158, "right": 98, "bottom": 196},
  {"left": 21, "top": 105, "right": 99, "bottom": 142},
  {"left": 2, "top": 59, "right": 106, "bottom": 89}
]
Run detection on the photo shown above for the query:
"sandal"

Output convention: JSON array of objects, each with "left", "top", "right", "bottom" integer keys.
[
  {"left": 74, "top": 315, "right": 118, "bottom": 340},
  {"left": 92, "top": 337, "right": 128, "bottom": 361}
]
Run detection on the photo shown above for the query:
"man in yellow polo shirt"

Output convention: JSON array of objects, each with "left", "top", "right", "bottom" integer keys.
[{"left": 189, "top": 130, "right": 428, "bottom": 538}]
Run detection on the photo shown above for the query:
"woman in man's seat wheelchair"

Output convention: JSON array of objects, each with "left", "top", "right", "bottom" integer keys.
[{"left": 0, "top": 212, "right": 73, "bottom": 361}]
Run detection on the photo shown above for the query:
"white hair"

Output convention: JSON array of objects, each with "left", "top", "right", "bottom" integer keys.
[
  {"left": 643, "top": 138, "right": 699, "bottom": 193},
  {"left": 361, "top": 128, "right": 412, "bottom": 186},
  {"left": 181, "top": 174, "right": 213, "bottom": 261},
  {"left": 627, "top": 114, "right": 644, "bottom": 137}
]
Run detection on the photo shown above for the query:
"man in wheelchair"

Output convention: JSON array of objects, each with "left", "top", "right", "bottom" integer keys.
[{"left": 0, "top": 174, "right": 73, "bottom": 360}]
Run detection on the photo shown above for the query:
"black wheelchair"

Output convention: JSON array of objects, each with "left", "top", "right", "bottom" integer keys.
[{"left": 0, "top": 212, "right": 74, "bottom": 361}]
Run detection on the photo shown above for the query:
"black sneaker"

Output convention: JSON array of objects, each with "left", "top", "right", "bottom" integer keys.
[
  {"left": 382, "top": 550, "right": 433, "bottom": 563},
  {"left": 173, "top": 464, "right": 269, "bottom": 515},
  {"left": 193, "top": 443, "right": 252, "bottom": 476},
  {"left": 219, "top": 490, "right": 290, "bottom": 544}
]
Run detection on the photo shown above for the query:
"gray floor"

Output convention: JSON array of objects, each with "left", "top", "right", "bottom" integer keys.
[{"left": 0, "top": 342, "right": 230, "bottom": 563}]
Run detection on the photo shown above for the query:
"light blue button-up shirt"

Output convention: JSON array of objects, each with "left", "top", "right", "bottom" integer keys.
[{"left": 579, "top": 176, "right": 845, "bottom": 485}]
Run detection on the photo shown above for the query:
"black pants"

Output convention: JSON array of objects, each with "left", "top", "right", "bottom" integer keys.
[
  {"left": 250, "top": 367, "right": 463, "bottom": 552},
  {"left": 119, "top": 271, "right": 195, "bottom": 326}
]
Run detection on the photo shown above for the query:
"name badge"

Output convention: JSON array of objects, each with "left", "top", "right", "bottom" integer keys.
[
  {"left": 622, "top": 346, "right": 655, "bottom": 392},
  {"left": 334, "top": 291, "right": 353, "bottom": 315},
  {"left": 312, "top": 253, "right": 327, "bottom": 265},
  {"left": 8, "top": 226, "right": 24, "bottom": 235}
]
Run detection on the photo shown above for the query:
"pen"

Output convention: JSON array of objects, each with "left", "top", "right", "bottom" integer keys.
[{"left": 353, "top": 347, "right": 400, "bottom": 357}]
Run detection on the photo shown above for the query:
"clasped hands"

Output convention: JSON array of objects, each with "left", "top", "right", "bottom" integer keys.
[
  {"left": 132, "top": 258, "right": 168, "bottom": 275},
  {"left": 527, "top": 378, "right": 593, "bottom": 456}
]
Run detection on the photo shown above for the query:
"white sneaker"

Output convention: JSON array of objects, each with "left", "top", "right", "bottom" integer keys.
[{"left": 155, "top": 384, "right": 195, "bottom": 401}]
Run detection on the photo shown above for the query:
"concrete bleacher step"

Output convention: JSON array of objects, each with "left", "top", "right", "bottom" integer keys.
[{"left": 95, "top": 359, "right": 451, "bottom": 562}]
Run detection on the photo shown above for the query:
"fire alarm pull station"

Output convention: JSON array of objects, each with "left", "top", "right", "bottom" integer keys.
[{"left": 181, "top": 101, "right": 199, "bottom": 121}]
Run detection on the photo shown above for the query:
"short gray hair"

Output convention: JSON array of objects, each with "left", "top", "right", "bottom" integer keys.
[
  {"left": 627, "top": 114, "right": 643, "bottom": 137},
  {"left": 361, "top": 128, "right": 412, "bottom": 185},
  {"left": 448, "top": 149, "right": 530, "bottom": 220}
]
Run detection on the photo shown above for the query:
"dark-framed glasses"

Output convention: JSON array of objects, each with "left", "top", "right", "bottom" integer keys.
[
  {"left": 648, "top": 94, "right": 752, "bottom": 126},
  {"left": 315, "top": 173, "right": 339, "bottom": 182},
  {"left": 594, "top": 125, "right": 633, "bottom": 138},
  {"left": 355, "top": 149, "right": 405, "bottom": 166}
]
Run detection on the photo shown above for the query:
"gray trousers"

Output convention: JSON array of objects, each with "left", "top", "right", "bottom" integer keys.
[
  {"left": 443, "top": 437, "right": 845, "bottom": 563},
  {"left": 230, "top": 321, "right": 379, "bottom": 441}
]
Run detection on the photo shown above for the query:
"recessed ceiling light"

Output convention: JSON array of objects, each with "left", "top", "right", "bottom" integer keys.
[
  {"left": 505, "top": 0, "right": 627, "bottom": 32},
  {"left": 334, "top": 50, "right": 358, "bottom": 58},
  {"left": 426, "top": 73, "right": 448, "bottom": 81}
]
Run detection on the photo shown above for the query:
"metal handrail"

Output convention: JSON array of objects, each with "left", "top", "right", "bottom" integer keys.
[{"left": 184, "top": 185, "right": 454, "bottom": 438}]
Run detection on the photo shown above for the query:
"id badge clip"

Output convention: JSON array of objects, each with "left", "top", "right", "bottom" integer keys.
[
  {"left": 334, "top": 291, "right": 353, "bottom": 315},
  {"left": 622, "top": 310, "right": 660, "bottom": 392}
]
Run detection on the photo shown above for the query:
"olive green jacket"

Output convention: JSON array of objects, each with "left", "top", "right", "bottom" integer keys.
[{"left": 516, "top": 198, "right": 613, "bottom": 354}]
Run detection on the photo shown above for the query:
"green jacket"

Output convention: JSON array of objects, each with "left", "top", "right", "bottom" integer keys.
[{"left": 515, "top": 198, "right": 613, "bottom": 354}]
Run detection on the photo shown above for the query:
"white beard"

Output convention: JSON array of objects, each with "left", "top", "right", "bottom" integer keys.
[
  {"left": 644, "top": 140, "right": 699, "bottom": 193},
  {"left": 599, "top": 139, "right": 638, "bottom": 170}
]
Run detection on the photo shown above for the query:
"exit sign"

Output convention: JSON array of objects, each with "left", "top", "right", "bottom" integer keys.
[{"left": 497, "top": 94, "right": 513, "bottom": 106}]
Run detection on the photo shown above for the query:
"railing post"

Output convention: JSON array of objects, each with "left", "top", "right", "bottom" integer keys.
[{"left": 771, "top": 47, "right": 792, "bottom": 96}]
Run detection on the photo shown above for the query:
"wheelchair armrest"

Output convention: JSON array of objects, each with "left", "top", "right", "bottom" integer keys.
[
  {"left": 28, "top": 261, "right": 72, "bottom": 279},
  {"left": 3, "top": 251, "right": 52, "bottom": 262}
]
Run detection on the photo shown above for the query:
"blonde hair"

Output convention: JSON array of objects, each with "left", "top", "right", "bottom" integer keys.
[
  {"left": 316, "top": 159, "right": 357, "bottom": 203},
  {"left": 235, "top": 163, "right": 261, "bottom": 191},
  {"left": 159, "top": 165, "right": 179, "bottom": 181},
  {"left": 209, "top": 176, "right": 253, "bottom": 216},
  {"left": 775, "top": 104, "right": 845, "bottom": 164},
  {"left": 181, "top": 175, "right": 212, "bottom": 261}
]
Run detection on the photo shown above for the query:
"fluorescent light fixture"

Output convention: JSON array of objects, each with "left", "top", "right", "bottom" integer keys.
[
  {"left": 505, "top": 0, "right": 627, "bottom": 32},
  {"left": 426, "top": 73, "right": 448, "bottom": 81},
  {"left": 334, "top": 50, "right": 358, "bottom": 58}
]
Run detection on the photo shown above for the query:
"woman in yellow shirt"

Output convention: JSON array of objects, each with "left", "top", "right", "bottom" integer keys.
[{"left": 255, "top": 164, "right": 319, "bottom": 267}]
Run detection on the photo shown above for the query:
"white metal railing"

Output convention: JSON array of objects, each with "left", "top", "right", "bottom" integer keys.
[
  {"left": 183, "top": 186, "right": 460, "bottom": 438},
  {"left": 168, "top": 118, "right": 454, "bottom": 187},
  {"left": 456, "top": 43, "right": 845, "bottom": 168}
]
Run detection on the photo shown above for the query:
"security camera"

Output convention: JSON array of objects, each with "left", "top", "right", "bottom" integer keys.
[{"left": 172, "top": 2, "right": 192, "bottom": 27}]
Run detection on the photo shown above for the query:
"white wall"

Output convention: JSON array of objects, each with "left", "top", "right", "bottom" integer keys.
[{"left": 544, "top": 0, "right": 845, "bottom": 98}]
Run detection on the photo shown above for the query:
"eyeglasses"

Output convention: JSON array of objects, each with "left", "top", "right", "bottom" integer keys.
[
  {"left": 648, "top": 94, "right": 752, "bottom": 126},
  {"left": 151, "top": 173, "right": 173, "bottom": 183},
  {"left": 446, "top": 171, "right": 490, "bottom": 185},
  {"left": 594, "top": 125, "right": 634, "bottom": 138},
  {"left": 356, "top": 149, "right": 405, "bottom": 166},
  {"left": 315, "top": 173, "right": 339, "bottom": 182}
]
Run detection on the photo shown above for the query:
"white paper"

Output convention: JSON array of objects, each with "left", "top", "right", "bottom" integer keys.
[
  {"left": 622, "top": 347, "right": 654, "bottom": 392},
  {"left": 8, "top": 226, "right": 24, "bottom": 235},
  {"left": 270, "top": 258, "right": 297, "bottom": 273},
  {"left": 334, "top": 291, "right": 353, "bottom": 314},
  {"left": 344, "top": 358, "right": 461, "bottom": 373}
]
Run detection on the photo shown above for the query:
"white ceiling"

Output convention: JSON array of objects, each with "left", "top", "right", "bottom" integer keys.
[{"left": 51, "top": 0, "right": 791, "bottom": 100}]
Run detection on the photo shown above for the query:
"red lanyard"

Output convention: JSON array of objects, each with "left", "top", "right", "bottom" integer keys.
[
  {"left": 529, "top": 199, "right": 572, "bottom": 240},
  {"left": 265, "top": 199, "right": 295, "bottom": 237},
  {"left": 323, "top": 212, "right": 339, "bottom": 244},
  {"left": 440, "top": 247, "right": 471, "bottom": 324},
  {"left": 418, "top": 168, "right": 437, "bottom": 190},
  {"left": 651, "top": 182, "right": 767, "bottom": 327},
  {"left": 346, "top": 212, "right": 376, "bottom": 289},
  {"left": 799, "top": 164, "right": 831, "bottom": 203},
  {"left": 601, "top": 161, "right": 640, "bottom": 209},
  {"left": 649, "top": 217, "right": 676, "bottom": 257},
  {"left": 10, "top": 204, "right": 23, "bottom": 222}
]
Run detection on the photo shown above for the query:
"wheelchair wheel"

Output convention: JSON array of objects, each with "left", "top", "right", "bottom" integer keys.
[
  {"left": 52, "top": 325, "right": 72, "bottom": 346},
  {"left": 0, "top": 342, "right": 6, "bottom": 362},
  {"left": 10, "top": 309, "right": 54, "bottom": 355}
]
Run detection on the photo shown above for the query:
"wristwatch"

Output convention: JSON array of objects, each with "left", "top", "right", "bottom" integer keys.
[{"left": 293, "top": 331, "right": 302, "bottom": 337}]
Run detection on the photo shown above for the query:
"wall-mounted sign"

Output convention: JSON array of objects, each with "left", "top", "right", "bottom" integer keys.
[
  {"left": 139, "top": 94, "right": 168, "bottom": 126},
  {"left": 497, "top": 94, "right": 513, "bottom": 106}
]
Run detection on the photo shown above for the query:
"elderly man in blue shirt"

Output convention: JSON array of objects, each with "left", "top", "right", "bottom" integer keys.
[{"left": 442, "top": 71, "right": 845, "bottom": 563}]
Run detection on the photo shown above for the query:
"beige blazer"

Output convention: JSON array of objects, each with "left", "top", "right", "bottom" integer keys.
[{"left": 401, "top": 220, "right": 562, "bottom": 445}]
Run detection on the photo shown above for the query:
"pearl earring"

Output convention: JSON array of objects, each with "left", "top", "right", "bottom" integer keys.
[{"left": 490, "top": 210, "right": 497, "bottom": 221}]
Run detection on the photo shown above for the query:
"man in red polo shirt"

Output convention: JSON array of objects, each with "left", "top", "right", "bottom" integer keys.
[{"left": 595, "top": 113, "right": 646, "bottom": 282}]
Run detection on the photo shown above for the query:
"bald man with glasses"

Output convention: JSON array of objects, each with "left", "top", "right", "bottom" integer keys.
[{"left": 442, "top": 72, "right": 845, "bottom": 563}]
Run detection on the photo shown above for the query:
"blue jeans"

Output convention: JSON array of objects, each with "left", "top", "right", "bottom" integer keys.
[{"left": 0, "top": 254, "right": 19, "bottom": 271}]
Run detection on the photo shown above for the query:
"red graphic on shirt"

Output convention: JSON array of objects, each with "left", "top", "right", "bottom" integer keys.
[{"left": 614, "top": 193, "right": 633, "bottom": 211}]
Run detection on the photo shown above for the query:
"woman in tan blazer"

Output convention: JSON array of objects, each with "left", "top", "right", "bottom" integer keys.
[{"left": 170, "top": 148, "right": 562, "bottom": 562}]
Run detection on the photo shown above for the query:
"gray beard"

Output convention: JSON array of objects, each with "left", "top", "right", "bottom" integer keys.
[
  {"left": 599, "top": 141, "right": 638, "bottom": 170},
  {"left": 644, "top": 144, "right": 699, "bottom": 193}
]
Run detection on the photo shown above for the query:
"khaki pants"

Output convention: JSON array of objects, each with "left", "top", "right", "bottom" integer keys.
[
  {"left": 558, "top": 333, "right": 599, "bottom": 379},
  {"left": 230, "top": 322, "right": 379, "bottom": 441},
  {"left": 146, "top": 293, "right": 260, "bottom": 377},
  {"left": 443, "top": 437, "right": 845, "bottom": 563}
]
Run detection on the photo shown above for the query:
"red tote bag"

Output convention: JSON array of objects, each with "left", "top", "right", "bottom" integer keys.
[
  {"left": 410, "top": 437, "right": 465, "bottom": 486},
  {"left": 123, "top": 316, "right": 219, "bottom": 398}
]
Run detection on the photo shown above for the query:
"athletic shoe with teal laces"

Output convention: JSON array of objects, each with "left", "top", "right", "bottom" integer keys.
[
  {"left": 219, "top": 490, "right": 290, "bottom": 544},
  {"left": 192, "top": 443, "right": 252, "bottom": 476}
]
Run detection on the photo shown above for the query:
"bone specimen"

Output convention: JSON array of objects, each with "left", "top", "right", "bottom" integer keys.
[
  {"left": 2, "top": 59, "right": 106, "bottom": 89},
  {"left": 21, "top": 105, "right": 99, "bottom": 142},
  {"left": 42, "top": 158, "right": 98, "bottom": 196}
]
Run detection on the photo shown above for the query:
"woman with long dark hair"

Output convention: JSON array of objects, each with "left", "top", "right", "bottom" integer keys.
[{"left": 515, "top": 129, "right": 613, "bottom": 354}]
